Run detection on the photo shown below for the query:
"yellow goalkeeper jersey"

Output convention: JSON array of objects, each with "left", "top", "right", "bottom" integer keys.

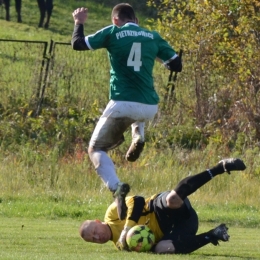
[{"left": 104, "top": 194, "right": 164, "bottom": 246}]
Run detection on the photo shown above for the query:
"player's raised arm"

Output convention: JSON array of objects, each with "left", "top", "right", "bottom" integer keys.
[{"left": 71, "top": 7, "right": 89, "bottom": 51}]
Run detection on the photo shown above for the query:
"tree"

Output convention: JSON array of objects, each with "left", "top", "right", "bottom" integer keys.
[{"left": 148, "top": 0, "right": 260, "bottom": 147}]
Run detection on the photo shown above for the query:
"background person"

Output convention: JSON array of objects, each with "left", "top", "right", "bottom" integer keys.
[
  {"left": 71, "top": 3, "right": 182, "bottom": 221},
  {"left": 79, "top": 158, "right": 246, "bottom": 254}
]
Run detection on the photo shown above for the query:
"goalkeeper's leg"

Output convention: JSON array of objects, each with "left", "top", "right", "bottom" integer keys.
[{"left": 167, "top": 158, "right": 246, "bottom": 208}]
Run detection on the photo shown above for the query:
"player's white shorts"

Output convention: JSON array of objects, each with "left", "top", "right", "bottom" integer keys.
[{"left": 89, "top": 100, "right": 158, "bottom": 150}]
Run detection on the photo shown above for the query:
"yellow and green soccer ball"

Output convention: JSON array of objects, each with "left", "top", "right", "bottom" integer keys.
[{"left": 126, "top": 225, "right": 155, "bottom": 252}]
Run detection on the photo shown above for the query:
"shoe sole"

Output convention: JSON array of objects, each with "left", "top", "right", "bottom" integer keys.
[{"left": 125, "top": 142, "right": 145, "bottom": 162}]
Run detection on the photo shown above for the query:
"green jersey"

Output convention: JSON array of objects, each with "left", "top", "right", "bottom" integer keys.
[{"left": 85, "top": 23, "right": 176, "bottom": 105}]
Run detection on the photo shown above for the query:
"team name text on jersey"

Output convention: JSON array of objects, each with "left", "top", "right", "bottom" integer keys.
[{"left": 116, "top": 30, "right": 154, "bottom": 40}]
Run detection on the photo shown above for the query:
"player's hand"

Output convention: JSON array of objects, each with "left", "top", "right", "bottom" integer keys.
[
  {"left": 72, "top": 7, "right": 88, "bottom": 25},
  {"left": 116, "top": 227, "right": 130, "bottom": 251},
  {"left": 166, "top": 56, "right": 182, "bottom": 72},
  {"left": 116, "top": 240, "right": 129, "bottom": 251}
]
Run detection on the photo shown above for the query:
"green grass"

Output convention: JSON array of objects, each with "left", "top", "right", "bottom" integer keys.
[
  {"left": 0, "top": 146, "right": 259, "bottom": 258},
  {"left": 0, "top": 195, "right": 260, "bottom": 227},
  {"left": 1, "top": 217, "right": 260, "bottom": 260},
  {"left": 0, "top": 0, "right": 149, "bottom": 41},
  {"left": 0, "top": 0, "right": 111, "bottom": 40},
  {"left": 0, "top": 136, "right": 259, "bottom": 259}
]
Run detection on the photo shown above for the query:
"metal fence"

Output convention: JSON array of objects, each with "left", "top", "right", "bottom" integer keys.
[
  {"left": 0, "top": 39, "right": 112, "bottom": 115},
  {"left": 0, "top": 39, "right": 48, "bottom": 107}
]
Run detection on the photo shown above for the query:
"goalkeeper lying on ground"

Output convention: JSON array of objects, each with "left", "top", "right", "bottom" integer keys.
[{"left": 79, "top": 158, "right": 246, "bottom": 254}]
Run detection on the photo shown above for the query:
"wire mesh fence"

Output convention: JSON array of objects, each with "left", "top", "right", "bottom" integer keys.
[
  {"left": 0, "top": 39, "right": 113, "bottom": 114},
  {"left": 0, "top": 39, "right": 47, "bottom": 107}
]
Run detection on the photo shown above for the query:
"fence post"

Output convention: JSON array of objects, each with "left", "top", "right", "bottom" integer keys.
[{"left": 35, "top": 39, "right": 54, "bottom": 116}]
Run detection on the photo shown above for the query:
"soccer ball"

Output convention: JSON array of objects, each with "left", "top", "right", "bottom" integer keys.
[{"left": 126, "top": 225, "right": 155, "bottom": 252}]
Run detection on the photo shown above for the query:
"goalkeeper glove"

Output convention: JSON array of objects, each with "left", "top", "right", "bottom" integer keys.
[{"left": 116, "top": 226, "right": 131, "bottom": 251}]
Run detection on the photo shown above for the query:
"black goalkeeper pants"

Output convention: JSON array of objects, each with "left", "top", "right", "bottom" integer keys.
[{"left": 151, "top": 191, "right": 199, "bottom": 240}]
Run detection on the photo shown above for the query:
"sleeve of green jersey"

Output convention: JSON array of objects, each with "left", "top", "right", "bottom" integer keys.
[
  {"left": 85, "top": 25, "right": 113, "bottom": 50},
  {"left": 155, "top": 32, "right": 177, "bottom": 63}
]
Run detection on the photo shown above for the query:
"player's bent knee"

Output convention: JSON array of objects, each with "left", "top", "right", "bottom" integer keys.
[
  {"left": 166, "top": 190, "right": 183, "bottom": 209},
  {"left": 154, "top": 240, "right": 175, "bottom": 254}
]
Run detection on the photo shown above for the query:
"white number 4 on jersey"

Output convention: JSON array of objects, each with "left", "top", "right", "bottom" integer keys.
[{"left": 127, "top": 42, "right": 142, "bottom": 71}]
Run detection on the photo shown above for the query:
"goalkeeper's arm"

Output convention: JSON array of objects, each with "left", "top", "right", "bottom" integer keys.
[
  {"left": 125, "top": 196, "right": 145, "bottom": 226},
  {"left": 116, "top": 196, "right": 145, "bottom": 251},
  {"left": 71, "top": 24, "right": 89, "bottom": 51}
]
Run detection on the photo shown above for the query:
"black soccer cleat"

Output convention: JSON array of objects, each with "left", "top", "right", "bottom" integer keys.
[
  {"left": 113, "top": 182, "right": 130, "bottom": 220},
  {"left": 218, "top": 158, "right": 246, "bottom": 174},
  {"left": 210, "top": 223, "right": 230, "bottom": 246}
]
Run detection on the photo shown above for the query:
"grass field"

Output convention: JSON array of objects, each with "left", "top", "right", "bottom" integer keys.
[
  {"left": 1, "top": 217, "right": 260, "bottom": 260},
  {"left": 0, "top": 154, "right": 259, "bottom": 259},
  {"left": 0, "top": 0, "right": 148, "bottom": 41}
]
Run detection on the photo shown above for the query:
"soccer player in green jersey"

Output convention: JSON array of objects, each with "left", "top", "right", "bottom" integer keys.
[
  {"left": 71, "top": 4, "right": 182, "bottom": 221},
  {"left": 79, "top": 158, "right": 246, "bottom": 254}
]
